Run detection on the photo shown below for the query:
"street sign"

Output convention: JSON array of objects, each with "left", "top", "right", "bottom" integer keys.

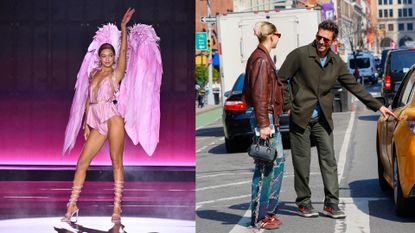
[
  {"left": 200, "top": 16, "right": 217, "bottom": 23},
  {"left": 196, "top": 32, "right": 207, "bottom": 51}
]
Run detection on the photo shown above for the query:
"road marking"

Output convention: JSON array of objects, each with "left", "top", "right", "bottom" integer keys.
[
  {"left": 196, "top": 145, "right": 209, "bottom": 153},
  {"left": 229, "top": 209, "right": 264, "bottom": 233},
  {"left": 196, "top": 181, "right": 251, "bottom": 191},
  {"left": 197, "top": 172, "right": 253, "bottom": 179},
  {"left": 196, "top": 194, "right": 251, "bottom": 210},
  {"left": 197, "top": 172, "right": 322, "bottom": 179},
  {"left": 335, "top": 110, "right": 376, "bottom": 233},
  {"left": 196, "top": 137, "right": 224, "bottom": 153},
  {"left": 335, "top": 197, "right": 388, "bottom": 233},
  {"left": 337, "top": 111, "right": 355, "bottom": 183}
]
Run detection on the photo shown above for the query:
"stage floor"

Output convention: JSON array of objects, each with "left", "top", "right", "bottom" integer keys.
[
  {"left": 1, "top": 217, "right": 195, "bottom": 233},
  {"left": 0, "top": 180, "right": 195, "bottom": 232}
]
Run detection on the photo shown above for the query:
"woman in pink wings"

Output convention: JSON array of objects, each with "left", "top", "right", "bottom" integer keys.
[{"left": 61, "top": 8, "right": 134, "bottom": 224}]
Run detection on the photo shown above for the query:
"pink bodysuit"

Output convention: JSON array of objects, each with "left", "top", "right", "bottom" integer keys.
[{"left": 86, "top": 72, "right": 120, "bottom": 136}]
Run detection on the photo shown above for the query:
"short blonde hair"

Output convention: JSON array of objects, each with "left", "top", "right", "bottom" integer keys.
[{"left": 253, "top": 21, "right": 277, "bottom": 42}]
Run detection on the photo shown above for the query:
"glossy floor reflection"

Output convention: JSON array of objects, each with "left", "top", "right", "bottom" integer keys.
[{"left": 0, "top": 216, "right": 195, "bottom": 232}]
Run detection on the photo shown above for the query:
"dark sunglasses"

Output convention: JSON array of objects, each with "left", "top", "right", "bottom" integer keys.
[
  {"left": 273, "top": 32, "right": 282, "bottom": 38},
  {"left": 316, "top": 35, "right": 331, "bottom": 44},
  {"left": 316, "top": 35, "right": 331, "bottom": 43}
]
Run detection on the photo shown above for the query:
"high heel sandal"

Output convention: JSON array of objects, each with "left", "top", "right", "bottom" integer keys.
[
  {"left": 61, "top": 185, "right": 82, "bottom": 223},
  {"left": 111, "top": 181, "right": 123, "bottom": 223}
]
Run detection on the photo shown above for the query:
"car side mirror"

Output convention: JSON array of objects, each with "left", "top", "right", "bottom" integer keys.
[{"left": 224, "top": 91, "right": 230, "bottom": 98}]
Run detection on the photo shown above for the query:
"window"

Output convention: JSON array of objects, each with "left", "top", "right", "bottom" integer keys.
[
  {"left": 384, "top": 0, "right": 387, "bottom": 4},
  {"left": 390, "top": 9, "right": 393, "bottom": 17},
  {"left": 404, "top": 8, "right": 408, "bottom": 17},
  {"left": 349, "top": 58, "right": 371, "bottom": 69},
  {"left": 398, "top": 0, "right": 402, "bottom": 3},
  {"left": 388, "top": 24, "right": 394, "bottom": 31},
  {"left": 399, "top": 23, "right": 405, "bottom": 31},
  {"left": 379, "top": 24, "right": 386, "bottom": 29},
  {"left": 409, "top": 8, "right": 413, "bottom": 17},
  {"left": 379, "top": 10, "right": 383, "bottom": 18},
  {"left": 408, "top": 23, "right": 413, "bottom": 31},
  {"left": 403, "top": 0, "right": 407, "bottom": 3},
  {"left": 409, "top": 0, "right": 412, "bottom": 4},
  {"left": 399, "top": 9, "right": 402, "bottom": 17},
  {"left": 397, "top": 73, "right": 414, "bottom": 107},
  {"left": 389, "top": 0, "right": 393, "bottom": 4},
  {"left": 379, "top": 0, "right": 382, "bottom": 4},
  {"left": 384, "top": 9, "right": 388, "bottom": 17}
]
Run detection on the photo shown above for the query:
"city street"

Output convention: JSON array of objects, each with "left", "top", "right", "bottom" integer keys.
[{"left": 196, "top": 84, "right": 415, "bottom": 233}]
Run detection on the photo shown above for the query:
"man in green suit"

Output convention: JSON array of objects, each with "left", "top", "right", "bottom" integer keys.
[{"left": 278, "top": 20, "right": 396, "bottom": 219}]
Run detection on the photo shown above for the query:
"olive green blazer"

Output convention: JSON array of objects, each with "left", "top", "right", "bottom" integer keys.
[{"left": 278, "top": 42, "right": 382, "bottom": 131}]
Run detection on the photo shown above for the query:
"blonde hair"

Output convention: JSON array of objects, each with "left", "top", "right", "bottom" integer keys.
[{"left": 253, "top": 21, "right": 277, "bottom": 43}]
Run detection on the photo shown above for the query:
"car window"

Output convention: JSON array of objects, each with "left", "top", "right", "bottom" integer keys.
[
  {"left": 349, "top": 58, "right": 371, "bottom": 69},
  {"left": 390, "top": 50, "right": 415, "bottom": 72},
  {"left": 407, "top": 70, "right": 415, "bottom": 104},
  {"left": 232, "top": 74, "right": 245, "bottom": 92},
  {"left": 393, "top": 69, "right": 415, "bottom": 108}
]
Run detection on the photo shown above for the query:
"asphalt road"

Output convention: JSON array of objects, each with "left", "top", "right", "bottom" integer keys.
[{"left": 196, "top": 84, "right": 415, "bottom": 233}]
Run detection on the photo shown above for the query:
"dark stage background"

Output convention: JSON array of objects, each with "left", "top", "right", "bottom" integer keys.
[{"left": 0, "top": 0, "right": 195, "bottom": 166}]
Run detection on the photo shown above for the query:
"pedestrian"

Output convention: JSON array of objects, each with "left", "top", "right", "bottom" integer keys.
[
  {"left": 353, "top": 68, "right": 360, "bottom": 82},
  {"left": 242, "top": 21, "right": 284, "bottom": 229},
  {"left": 198, "top": 88, "right": 205, "bottom": 108},
  {"left": 278, "top": 20, "right": 397, "bottom": 219}
]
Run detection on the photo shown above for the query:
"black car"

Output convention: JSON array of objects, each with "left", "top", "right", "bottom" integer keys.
[
  {"left": 381, "top": 49, "right": 415, "bottom": 104},
  {"left": 379, "top": 48, "right": 394, "bottom": 78},
  {"left": 222, "top": 74, "right": 290, "bottom": 153}
]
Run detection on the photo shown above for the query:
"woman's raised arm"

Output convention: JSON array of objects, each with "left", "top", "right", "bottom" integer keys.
[{"left": 114, "top": 7, "right": 135, "bottom": 82}]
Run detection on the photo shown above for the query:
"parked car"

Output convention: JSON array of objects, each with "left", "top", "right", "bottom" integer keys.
[
  {"left": 376, "top": 64, "right": 415, "bottom": 216},
  {"left": 379, "top": 48, "right": 394, "bottom": 78},
  {"left": 222, "top": 74, "right": 290, "bottom": 153},
  {"left": 222, "top": 73, "right": 346, "bottom": 153},
  {"left": 332, "top": 81, "right": 349, "bottom": 112},
  {"left": 381, "top": 48, "right": 415, "bottom": 105},
  {"left": 347, "top": 52, "right": 378, "bottom": 84}
]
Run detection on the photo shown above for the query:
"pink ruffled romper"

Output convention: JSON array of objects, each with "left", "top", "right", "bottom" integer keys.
[{"left": 87, "top": 72, "right": 121, "bottom": 135}]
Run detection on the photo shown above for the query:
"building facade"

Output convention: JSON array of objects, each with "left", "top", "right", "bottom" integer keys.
[{"left": 377, "top": 0, "right": 415, "bottom": 49}]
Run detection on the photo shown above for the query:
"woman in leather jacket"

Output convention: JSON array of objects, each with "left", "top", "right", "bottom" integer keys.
[{"left": 243, "top": 21, "right": 285, "bottom": 230}]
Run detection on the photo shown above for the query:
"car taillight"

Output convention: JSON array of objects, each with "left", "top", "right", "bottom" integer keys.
[
  {"left": 224, "top": 100, "right": 247, "bottom": 111},
  {"left": 385, "top": 75, "right": 391, "bottom": 90},
  {"left": 407, "top": 116, "right": 415, "bottom": 134}
]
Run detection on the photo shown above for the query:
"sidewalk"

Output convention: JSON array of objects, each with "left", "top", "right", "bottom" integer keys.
[
  {"left": 195, "top": 104, "right": 222, "bottom": 129},
  {"left": 195, "top": 104, "right": 221, "bottom": 115}
]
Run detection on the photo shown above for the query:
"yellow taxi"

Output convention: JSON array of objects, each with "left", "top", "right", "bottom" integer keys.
[{"left": 377, "top": 64, "right": 415, "bottom": 216}]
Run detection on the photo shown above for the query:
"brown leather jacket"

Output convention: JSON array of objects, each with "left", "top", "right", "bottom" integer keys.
[{"left": 243, "top": 44, "right": 284, "bottom": 128}]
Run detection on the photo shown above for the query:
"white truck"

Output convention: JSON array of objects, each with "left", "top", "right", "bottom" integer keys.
[{"left": 217, "top": 8, "right": 323, "bottom": 95}]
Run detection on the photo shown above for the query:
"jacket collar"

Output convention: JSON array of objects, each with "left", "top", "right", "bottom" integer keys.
[
  {"left": 308, "top": 41, "right": 337, "bottom": 64},
  {"left": 257, "top": 44, "right": 276, "bottom": 71}
]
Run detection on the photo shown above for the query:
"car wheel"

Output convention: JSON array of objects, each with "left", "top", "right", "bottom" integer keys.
[
  {"left": 225, "top": 138, "right": 239, "bottom": 153},
  {"left": 376, "top": 136, "right": 389, "bottom": 191},
  {"left": 393, "top": 156, "right": 413, "bottom": 216}
]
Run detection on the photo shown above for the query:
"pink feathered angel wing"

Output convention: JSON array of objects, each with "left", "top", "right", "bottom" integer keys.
[
  {"left": 63, "top": 24, "right": 120, "bottom": 154},
  {"left": 118, "top": 24, "right": 163, "bottom": 156}
]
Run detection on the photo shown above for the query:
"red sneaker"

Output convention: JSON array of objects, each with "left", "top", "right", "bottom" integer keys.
[{"left": 259, "top": 215, "right": 281, "bottom": 230}]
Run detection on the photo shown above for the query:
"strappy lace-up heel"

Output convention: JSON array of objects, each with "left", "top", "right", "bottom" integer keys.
[
  {"left": 111, "top": 181, "right": 124, "bottom": 223},
  {"left": 61, "top": 185, "right": 82, "bottom": 223}
]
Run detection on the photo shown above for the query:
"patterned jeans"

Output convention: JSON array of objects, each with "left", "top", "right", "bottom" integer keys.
[{"left": 249, "top": 115, "right": 285, "bottom": 226}]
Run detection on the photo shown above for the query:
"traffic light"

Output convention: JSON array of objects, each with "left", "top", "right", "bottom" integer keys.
[{"left": 207, "top": 38, "right": 212, "bottom": 52}]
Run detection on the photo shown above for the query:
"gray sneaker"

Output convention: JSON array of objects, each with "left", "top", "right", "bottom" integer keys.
[
  {"left": 323, "top": 204, "right": 346, "bottom": 219},
  {"left": 298, "top": 203, "right": 319, "bottom": 217}
]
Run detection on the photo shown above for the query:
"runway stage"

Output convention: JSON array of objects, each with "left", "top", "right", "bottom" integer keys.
[{"left": 0, "top": 166, "right": 195, "bottom": 233}]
